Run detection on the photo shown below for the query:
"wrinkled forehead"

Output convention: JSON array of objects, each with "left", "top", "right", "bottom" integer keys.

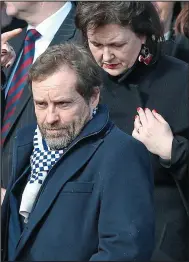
[{"left": 32, "top": 69, "right": 79, "bottom": 100}]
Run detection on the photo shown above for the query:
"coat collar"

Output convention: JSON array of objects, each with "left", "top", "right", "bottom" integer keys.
[{"left": 103, "top": 59, "right": 158, "bottom": 86}]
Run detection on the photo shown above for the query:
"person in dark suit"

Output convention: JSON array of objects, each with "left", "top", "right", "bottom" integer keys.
[
  {"left": 154, "top": 1, "right": 189, "bottom": 63},
  {"left": 1, "top": 1, "right": 81, "bottom": 189},
  {"left": 1, "top": 43, "right": 154, "bottom": 261},
  {"left": 75, "top": 2, "right": 189, "bottom": 261}
]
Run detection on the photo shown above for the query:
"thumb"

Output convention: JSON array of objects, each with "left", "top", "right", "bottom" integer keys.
[
  {"left": 152, "top": 110, "right": 167, "bottom": 123},
  {"left": 2, "top": 28, "right": 22, "bottom": 44}
]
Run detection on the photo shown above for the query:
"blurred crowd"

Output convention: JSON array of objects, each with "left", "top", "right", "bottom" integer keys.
[{"left": 1, "top": 1, "right": 189, "bottom": 261}]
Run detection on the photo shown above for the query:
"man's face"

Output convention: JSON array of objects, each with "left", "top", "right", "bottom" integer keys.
[
  {"left": 87, "top": 24, "right": 146, "bottom": 76},
  {"left": 32, "top": 66, "right": 99, "bottom": 150},
  {"left": 5, "top": 2, "right": 37, "bottom": 18}
]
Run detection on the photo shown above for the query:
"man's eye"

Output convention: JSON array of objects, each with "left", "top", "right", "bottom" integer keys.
[
  {"left": 57, "top": 102, "right": 70, "bottom": 107},
  {"left": 92, "top": 42, "right": 102, "bottom": 48},
  {"left": 36, "top": 102, "right": 46, "bottom": 107}
]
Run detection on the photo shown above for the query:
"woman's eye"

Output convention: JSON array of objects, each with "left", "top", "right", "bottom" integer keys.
[{"left": 113, "top": 43, "right": 125, "bottom": 48}]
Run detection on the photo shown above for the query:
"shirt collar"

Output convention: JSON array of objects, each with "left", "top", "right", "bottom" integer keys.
[
  {"left": 164, "top": 31, "right": 171, "bottom": 41},
  {"left": 27, "top": 1, "right": 72, "bottom": 40}
]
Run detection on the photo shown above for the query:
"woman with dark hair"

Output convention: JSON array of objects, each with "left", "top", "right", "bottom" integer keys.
[
  {"left": 76, "top": 2, "right": 189, "bottom": 261},
  {"left": 175, "top": 2, "right": 189, "bottom": 39}
]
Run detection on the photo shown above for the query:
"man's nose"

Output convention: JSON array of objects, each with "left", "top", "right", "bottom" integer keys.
[
  {"left": 46, "top": 109, "right": 59, "bottom": 124},
  {"left": 103, "top": 47, "right": 114, "bottom": 62}
]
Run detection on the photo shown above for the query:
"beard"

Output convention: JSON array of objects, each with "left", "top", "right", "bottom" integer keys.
[{"left": 38, "top": 111, "right": 90, "bottom": 150}]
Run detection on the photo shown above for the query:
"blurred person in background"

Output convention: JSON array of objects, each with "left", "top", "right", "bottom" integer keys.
[
  {"left": 1, "top": 1, "right": 81, "bottom": 191},
  {"left": 175, "top": 2, "right": 189, "bottom": 38},
  {"left": 1, "top": 1, "right": 27, "bottom": 33},
  {"left": 172, "top": 2, "right": 189, "bottom": 63},
  {"left": 76, "top": 2, "right": 189, "bottom": 261},
  {"left": 154, "top": 1, "right": 189, "bottom": 63},
  {"left": 154, "top": 2, "right": 180, "bottom": 41}
]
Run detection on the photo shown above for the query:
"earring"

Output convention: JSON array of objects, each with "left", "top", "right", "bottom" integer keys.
[{"left": 138, "top": 45, "right": 153, "bottom": 65}]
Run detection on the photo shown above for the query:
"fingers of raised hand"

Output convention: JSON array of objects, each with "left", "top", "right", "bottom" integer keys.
[
  {"left": 137, "top": 107, "right": 148, "bottom": 126},
  {"left": 134, "top": 115, "right": 143, "bottom": 133},
  {"left": 1, "top": 28, "right": 22, "bottom": 44}
]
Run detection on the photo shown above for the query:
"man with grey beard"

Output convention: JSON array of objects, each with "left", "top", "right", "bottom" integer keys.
[{"left": 1, "top": 43, "right": 154, "bottom": 261}]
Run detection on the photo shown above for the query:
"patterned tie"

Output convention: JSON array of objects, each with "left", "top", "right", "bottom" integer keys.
[{"left": 2, "top": 29, "right": 41, "bottom": 145}]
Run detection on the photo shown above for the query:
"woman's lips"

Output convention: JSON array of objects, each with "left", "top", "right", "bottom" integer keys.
[{"left": 103, "top": 63, "right": 120, "bottom": 69}]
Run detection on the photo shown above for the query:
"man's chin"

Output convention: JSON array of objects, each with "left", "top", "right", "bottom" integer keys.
[{"left": 45, "top": 138, "right": 70, "bottom": 150}]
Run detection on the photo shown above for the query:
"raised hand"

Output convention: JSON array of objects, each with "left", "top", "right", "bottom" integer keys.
[{"left": 1, "top": 28, "right": 22, "bottom": 68}]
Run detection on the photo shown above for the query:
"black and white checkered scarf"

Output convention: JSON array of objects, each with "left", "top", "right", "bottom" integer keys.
[{"left": 19, "top": 126, "right": 64, "bottom": 223}]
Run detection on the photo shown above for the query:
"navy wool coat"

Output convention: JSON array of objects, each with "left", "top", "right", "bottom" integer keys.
[{"left": 1, "top": 105, "right": 154, "bottom": 261}]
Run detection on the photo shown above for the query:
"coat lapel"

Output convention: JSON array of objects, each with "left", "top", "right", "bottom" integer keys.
[{"left": 49, "top": 5, "right": 77, "bottom": 46}]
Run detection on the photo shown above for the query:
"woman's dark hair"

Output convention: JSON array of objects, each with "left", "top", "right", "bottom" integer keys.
[
  {"left": 175, "top": 2, "right": 189, "bottom": 39},
  {"left": 76, "top": 1, "right": 164, "bottom": 60}
]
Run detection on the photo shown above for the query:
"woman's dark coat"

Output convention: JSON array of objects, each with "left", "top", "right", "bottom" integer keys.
[{"left": 101, "top": 54, "right": 189, "bottom": 261}]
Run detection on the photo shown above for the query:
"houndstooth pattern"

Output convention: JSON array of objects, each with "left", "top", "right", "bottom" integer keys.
[{"left": 29, "top": 129, "right": 64, "bottom": 185}]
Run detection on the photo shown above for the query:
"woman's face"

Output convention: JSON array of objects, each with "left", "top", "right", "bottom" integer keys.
[{"left": 87, "top": 24, "right": 146, "bottom": 76}]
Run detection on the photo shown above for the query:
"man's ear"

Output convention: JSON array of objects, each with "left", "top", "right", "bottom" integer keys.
[{"left": 90, "top": 87, "right": 100, "bottom": 109}]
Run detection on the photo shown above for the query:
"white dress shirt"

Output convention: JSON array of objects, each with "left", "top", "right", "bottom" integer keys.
[
  {"left": 164, "top": 31, "right": 171, "bottom": 41},
  {"left": 5, "top": 1, "right": 72, "bottom": 97}
]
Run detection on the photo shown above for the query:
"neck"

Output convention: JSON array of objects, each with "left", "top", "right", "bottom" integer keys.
[
  {"left": 164, "top": 13, "right": 173, "bottom": 34},
  {"left": 26, "top": 2, "right": 66, "bottom": 27}
]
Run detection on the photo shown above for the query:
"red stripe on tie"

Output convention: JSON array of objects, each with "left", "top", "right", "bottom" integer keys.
[
  {"left": 1, "top": 122, "right": 11, "bottom": 133},
  {"left": 1, "top": 138, "right": 5, "bottom": 145},
  {"left": 5, "top": 89, "right": 24, "bottom": 113},
  {"left": 3, "top": 107, "right": 16, "bottom": 123},
  {"left": 7, "top": 73, "right": 28, "bottom": 98},
  {"left": 24, "top": 42, "right": 35, "bottom": 54},
  {"left": 11, "top": 56, "right": 33, "bottom": 84}
]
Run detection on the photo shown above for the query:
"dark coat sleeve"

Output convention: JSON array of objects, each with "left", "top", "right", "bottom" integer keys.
[
  {"left": 89, "top": 137, "right": 155, "bottom": 261},
  {"left": 159, "top": 62, "right": 189, "bottom": 180},
  {"left": 160, "top": 135, "right": 189, "bottom": 180}
]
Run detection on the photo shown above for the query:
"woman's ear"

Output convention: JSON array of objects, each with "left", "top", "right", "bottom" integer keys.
[{"left": 140, "top": 35, "right": 147, "bottom": 45}]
